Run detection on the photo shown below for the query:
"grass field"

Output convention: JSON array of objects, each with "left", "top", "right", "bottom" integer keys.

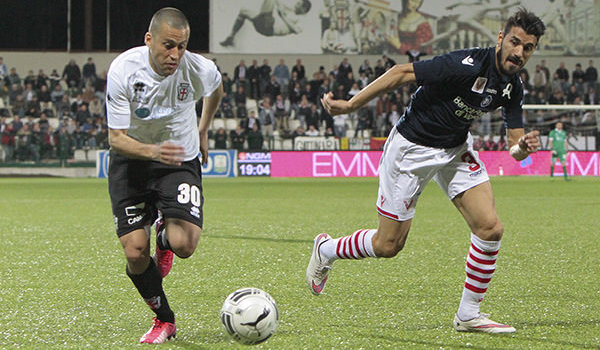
[{"left": 1, "top": 176, "right": 599, "bottom": 349}]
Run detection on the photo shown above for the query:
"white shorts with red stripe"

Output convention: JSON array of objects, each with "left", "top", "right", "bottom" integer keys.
[{"left": 376, "top": 128, "right": 489, "bottom": 221}]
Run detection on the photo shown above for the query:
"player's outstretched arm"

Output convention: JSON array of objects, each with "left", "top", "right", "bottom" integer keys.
[
  {"left": 198, "top": 82, "right": 224, "bottom": 164},
  {"left": 108, "top": 128, "right": 185, "bottom": 166},
  {"left": 321, "top": 63, "right": 416, "bottom": 116},
  {"left": 506, "top": 128, "right": 540, "bottom": 161}
]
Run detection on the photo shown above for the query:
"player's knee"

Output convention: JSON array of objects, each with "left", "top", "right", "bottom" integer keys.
[
  {"left": 474, "top": 218, "right": 504, "bottom": 241},
  {"left": 175, "top": 244, "right": 197, "bottom": 259},
  {"left": 123, "top": 245, "right": 148, "bottom": 264},
  {"left": 373, "top": 239, "right": 405, "bottom": 258}
]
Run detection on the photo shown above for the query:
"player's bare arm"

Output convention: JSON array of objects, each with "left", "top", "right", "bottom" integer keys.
[
  {"left": 108, "top": 128, "right": 185, "bottom": 166},
  {"left": 198, "top": 82, "right": 224, "bottom": 164},
  {"left": 506, "top": 128, "right": 540, "bottom": 161},
  {"left": 321, "top": 63, "right": 416, "bottom": 116}
]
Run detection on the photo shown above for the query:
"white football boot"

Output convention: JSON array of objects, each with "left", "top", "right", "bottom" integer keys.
[
  {"left": 306, "top": 233, "right": 332, "bottom": 295},
  {"left": 454, "top": 313, "right": 516, "bottom": 333}
]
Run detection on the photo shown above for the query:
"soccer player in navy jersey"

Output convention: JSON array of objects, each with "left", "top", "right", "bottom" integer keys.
[{"left": 307, "top": 8, "right": 545, "bottom": 333}]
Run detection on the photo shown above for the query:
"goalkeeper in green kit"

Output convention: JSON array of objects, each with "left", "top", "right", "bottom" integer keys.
[{"left": 548, "top": 122, "right": 569, "bottom": 180}]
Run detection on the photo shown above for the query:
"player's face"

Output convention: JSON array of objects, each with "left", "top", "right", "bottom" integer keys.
[
  {"left": 556, "top": 122, "right": 563, "bottom": 130},
  {"left": 145, "top": 22, "right": 190, "bottom": 76},
  {"left": 495, "top": 26, "right": 537, "bottom": 76}
]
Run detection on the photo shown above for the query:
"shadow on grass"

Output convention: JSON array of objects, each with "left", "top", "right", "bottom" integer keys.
[{"left": 206, "top": 233, "right": 312, "bottom": 244}]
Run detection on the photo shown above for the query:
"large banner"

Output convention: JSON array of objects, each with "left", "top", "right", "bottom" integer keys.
[
  {"left": 210, "top": 0, "right": 598, "bottom": 55},
  {"left": 270, "top": 150, "right": 600, "bottom": 177}
]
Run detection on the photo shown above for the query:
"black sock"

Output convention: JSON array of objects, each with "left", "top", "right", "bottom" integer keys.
[{"left": 127, "top": 259, "right": 175, "bottom": 323}]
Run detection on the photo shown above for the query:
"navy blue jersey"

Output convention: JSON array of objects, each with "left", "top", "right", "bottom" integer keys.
[{"left": 397, "top": 47, "right": 523, "bottom": 148}]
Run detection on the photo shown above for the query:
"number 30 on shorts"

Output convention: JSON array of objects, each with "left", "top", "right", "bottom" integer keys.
[{"left": 177, "top": 183, "right": 202, "bottom": 206}]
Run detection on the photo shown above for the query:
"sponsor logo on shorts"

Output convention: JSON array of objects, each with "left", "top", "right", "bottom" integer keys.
[
  {"left": 125, "top": 202, "right": 146, "bottom": 225},
  {"left": 190, "top": 206, "right": 200, "bottom": 219},
  {"left": 469, "top": 169, "right": 483, "bottom": 177}
]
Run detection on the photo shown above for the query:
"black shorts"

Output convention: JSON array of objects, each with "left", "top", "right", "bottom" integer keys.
[{"left": 108, "top": 151, "right": 204, "bottom": 237}]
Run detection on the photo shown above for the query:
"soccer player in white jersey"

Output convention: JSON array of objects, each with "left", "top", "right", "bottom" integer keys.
[
  {"left": 105, "top": 8, "right": 223, "bottom": 344},
  {"left": 307, "top": 8, "right": 545, "bottom": 333}
]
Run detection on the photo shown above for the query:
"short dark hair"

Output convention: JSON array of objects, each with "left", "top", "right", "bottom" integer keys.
[
  {"left": 148, "top": 7, "right": 189, "bottom": 34},
  {"left": 296, "top": 0, "right": 311, "bottom": 14},
  {"left": 504, "top": 8, "right": 545, "bottom": 41}
]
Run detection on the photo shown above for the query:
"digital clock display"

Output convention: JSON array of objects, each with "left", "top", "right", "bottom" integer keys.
[{"left": 237, "top": 152, "right": 271, "bottom": 177}]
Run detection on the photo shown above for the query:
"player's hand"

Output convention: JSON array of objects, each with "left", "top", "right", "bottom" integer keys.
[
  {"left": 157, "top": 142, "right": 185, "bottom": 166},
  {"left": 321, "top": 92, "right": 352, "bottom": 116},
  {"left": 519, "top": 130, "right": 540, "bottom": 153},
  {"left": 199, "top": 131, "right": 209, "bottom": 165}
]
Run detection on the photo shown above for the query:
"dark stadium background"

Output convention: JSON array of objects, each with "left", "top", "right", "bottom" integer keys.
[{"left": 0, "top": 0, "right": 209, "bottom": 51}]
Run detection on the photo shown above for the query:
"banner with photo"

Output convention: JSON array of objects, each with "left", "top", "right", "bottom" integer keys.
[{"left": 210, "top": 0, "right": 599, "bottom": 56}]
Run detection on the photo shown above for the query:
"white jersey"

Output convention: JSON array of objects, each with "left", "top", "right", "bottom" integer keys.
[{"left": 106, "top": 46, "right": 221, "bottom": 161}]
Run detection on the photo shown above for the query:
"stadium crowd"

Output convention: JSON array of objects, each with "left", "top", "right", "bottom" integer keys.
[{"left": 0, "top": 54, "right": 598, "bottom": 163}]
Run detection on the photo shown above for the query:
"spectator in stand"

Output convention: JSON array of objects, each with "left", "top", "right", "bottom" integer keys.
[
  {"left": 548, "top": 89, "right": 565, "bottom": 105},
  {"left": 41, "top": 125, "right": 56, "bottom": 159},
  {"left": 555, "top": 62, "right": 569, "bottom": 92},
  {"left": 233, "top": 59, "right": 248, "bottom": 91},
  {"left": 358, "top": 59, "right": 373, "bottom": 80},
  {"left": 289, "top": 81, "right": 302, "bottom": 116},
  {"left": 0, "top": 57, "right": 7, "bottom": 80},
  {"left": 12, "top": 94, "right": 26, "bottom": 118},
  {"left": 233, "top": 85, "right": 247, "bottom": 118},
  {"left": 38, "top": 85, "right": 52, "bottom": 110},
  {"left": 82, "top": 57, "right": 97, "bottom": 86},
  {"left": 49, "top": 69, "right": 61, "bottom": 89},
  {"left": 25, "top": 95, "right": 41, "bottom": 118},
  {"left": 214, "top": 127, "right": 228, "bottom": 149},
  {"left": 273, "top": 59, "right": 290, "bottom": 96},
  {"left": 62, "top": 59, "right": 81, "bottom": 88},
  {"left": 75, "top": 103, "right": 92, "bottom": 125},
  {"left": 375, "top": 93, "right": 391, "bottom": 137},
  {"left": 23, "top": 70, "right": 36, "bottom": 87},
  {"left": 259, "top": 97, "right": 276, "bottom": 146},
  {"left": 55, "top": 94, "right": 72, "bottom": 119},
  {"left": 584, "top": 87, "right": 599, "bottom": 105},
  {"left": 532, "top": 64, "right": 546, "bottom": 94},
  {"left": 374, "top": 59, "right": 386, "bottom": 78},
  {"left": 496, "top": 135, "right": 507, "bottom": 151},
  {"left": 483, "top": 135, "right": 497, "bottom": 151},
  {"left": 292, "top": 125, "right": 305, "bottom": 140},
  {"left": 264, "top": 75, "right": 281, "bottom": 101},
  {"left": 550, "top": 72, "right": 563, "bottom": 95},
  {"left": 520, "top": 71, "right": 534, "bottom": 103},
  {"left": 15, "top": 123, "right": 32, "bottom": 161},
  {"left": 585, "top": 60, "right": 598, "bottom": 91},
  {"left": 38, "top": 112, "right": 50, "bottom": 133},
  {"left": 55, "top": 124, "right": 72, "bottom": 166},
  {"left": 259, "top": 59, "right": 272, "bottom": 98},
  {"left": 572, "top": 63, "right": 585, "bottom": 95},
  {"left": 22, "top": 83, "right": 37, "bottom": 103},
  {"left": 324, "top": 126, "right": 335, "bottom": 137},
  {"left": 1, "top": 118, "right": 15, "bottom": 162},
  {"left": 6, "top": 67, "right": 21, "bottom": 86},
  {"left": 221, "top": 72, "right": 234, "bottom": 95},
  {"left": 219, "top": 91, "right": 234, "bottom": 118},
  {"left": 566, "top": 85, "right": 580, "bottom": 105},
  {"left": 472, "top": 136, "right": 484, "bottom": 151},
  {"left": 296, "top": 95, "right": 312, "bottom": 129},
  {"left": 288, "top": 70, "right": 304, "bottom": 98},
  {"left": 292, "top": 58, "right": 306, "bottom": 80},
  {"left": 247, "top": 123, "right": 264, "bottom": 150},
  {"left": 354, "top": 107, "right": 370, "bottom": 138},
  {"left": 36, "top": 69, "right": 49, "bottom": 90},
  {"left": 243, "top": 110, "right": 260, "bottom": 132},
  {"left": 305, "top": 124, "right": 319, "bottom": 136},
  {"left": 337, "top": 58, "right": 353, "bottom": 83},
  {"left": 230, "top": 126, "right": 246, "bottom": 152},
  {"left": 273, "top": 94, "right": 289, "bottom": 131},
  {"left": 387, "top": 104, "right": 401, "bottom": 134},
  {"left": 88, "top": 97, "right": 103, "bottom": 119},
  {"left": 332, "top": 113, "right": 347, "bottom": 138},
  {"left": 248, "top": 59, "right": 260, "bottom": 99}
]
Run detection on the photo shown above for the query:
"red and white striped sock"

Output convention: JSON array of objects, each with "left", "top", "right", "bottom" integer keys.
[
  {"left": 319, "top": 229, "right": 377, "bottom": 262},
  {"left": 457, "top": 233, "right": 500, "bottom": 321}
]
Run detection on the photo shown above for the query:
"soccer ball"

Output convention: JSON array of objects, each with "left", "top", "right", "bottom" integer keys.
[{"left": 220, "top": 288, "right": 279, "bottom": 345}]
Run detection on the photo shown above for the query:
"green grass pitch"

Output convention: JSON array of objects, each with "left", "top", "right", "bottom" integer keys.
[{"left": 0, "top": 176, "right": 599, "bottom": 349}]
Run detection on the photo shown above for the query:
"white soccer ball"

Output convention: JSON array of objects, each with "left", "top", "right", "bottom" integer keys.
[{"left": 220, "top": 288, "right": 279, "bottom": 345}]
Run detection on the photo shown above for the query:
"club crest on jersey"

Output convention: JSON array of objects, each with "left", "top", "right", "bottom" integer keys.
[
  {"left": 502, "top": 83, "right": 513, "bottom": 99},
  {"left": 133, "top": 82, "right": 147, "bottom": 103},
  {"left": 480, "top": 95, "right": 493, "bottom": 107},
  {"left": 471, "top": 77, "right": 487, "bottom": 94},
  {"left": 177, "top": 82, "right": 190, "bottom": 101}
]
